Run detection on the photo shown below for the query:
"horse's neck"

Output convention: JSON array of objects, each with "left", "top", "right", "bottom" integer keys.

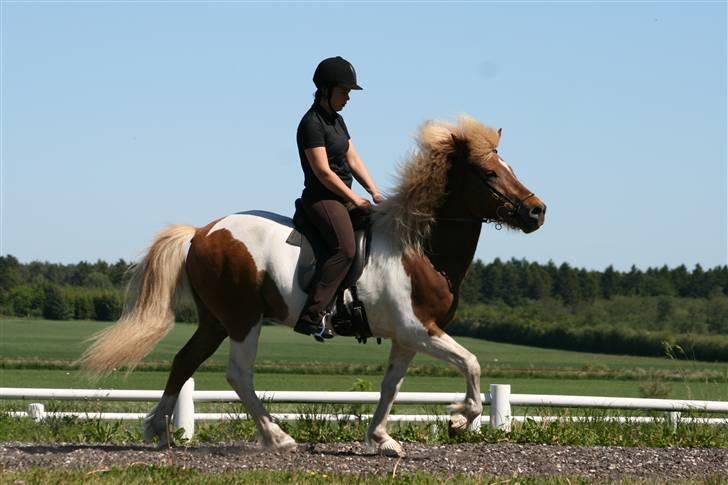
[{"left": 424, "top": 220, "right": 482, "bottom": 292}]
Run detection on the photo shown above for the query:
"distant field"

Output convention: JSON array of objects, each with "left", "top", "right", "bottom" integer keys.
[
  {"left": 3, "top": 319, "right": 727, "bottom": 371},
  {"left": 1, "top": 319, "right": 727, "bottom": 401}
]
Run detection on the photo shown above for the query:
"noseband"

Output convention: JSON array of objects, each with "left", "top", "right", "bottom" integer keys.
[{"left": 437, "top": 150, "right": 535, "bottom": 230}]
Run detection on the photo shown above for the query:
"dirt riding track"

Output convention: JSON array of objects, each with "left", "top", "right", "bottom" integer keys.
[{"left": 2, "top": 442, "right": 727, "bottom": 482}]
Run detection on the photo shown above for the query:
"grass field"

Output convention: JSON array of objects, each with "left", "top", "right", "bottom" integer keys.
[
  {"left": 2, "top": 319, "right": 727, "bottom": 450},
  {"left": 1, "top": 319, "right": 727, "bottom": 402},
  {"left": 2, "top": 369, "right": 725, "bottom": 401}
]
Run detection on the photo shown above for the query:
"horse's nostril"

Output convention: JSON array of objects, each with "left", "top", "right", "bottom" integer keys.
[{"left": 530, "top": 206, "right": 542, "bottom": 216}]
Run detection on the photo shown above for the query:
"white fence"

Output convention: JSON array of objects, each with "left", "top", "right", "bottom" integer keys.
[{"left": 2, "top": 380, "right": 727, "bottom": 440}]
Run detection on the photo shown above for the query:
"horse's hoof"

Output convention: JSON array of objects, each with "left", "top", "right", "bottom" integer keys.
[
  {"left": 379, "top": 437, "right": 406, "bottom": 457},
  {"left": 448, "top": 413, "right": 468, "bottom": 436},
  {"left": 263, "top": 435, "right": 297, "bottom": 451},
  {"left": 154, "top": 439, "right": 173, "bottom": 450},
  {"left": 275, "top": 436, "right": 298, "bottom": 451}
]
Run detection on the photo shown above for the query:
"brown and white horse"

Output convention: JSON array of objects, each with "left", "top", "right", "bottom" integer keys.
[{"left": 80, "top": 115, "right": 546, "bottom": 457}]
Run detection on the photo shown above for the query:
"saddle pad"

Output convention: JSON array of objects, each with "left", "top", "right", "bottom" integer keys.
[{"left": 286, "top": 229, "right": 317, "bottom": 290}]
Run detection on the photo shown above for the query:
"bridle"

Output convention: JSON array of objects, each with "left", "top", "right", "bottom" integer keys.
[{"left": 436, "top": 150, "right": 535, "bottom": 230}]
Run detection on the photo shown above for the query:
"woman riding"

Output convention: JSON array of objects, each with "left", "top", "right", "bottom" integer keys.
[{"left": 293, "top": 56, "right": 383, "bottom": 339}]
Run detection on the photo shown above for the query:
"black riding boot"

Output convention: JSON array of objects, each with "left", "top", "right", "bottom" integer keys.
[{"left": 294, "top": 312, "right": 334, "bottom": 340}]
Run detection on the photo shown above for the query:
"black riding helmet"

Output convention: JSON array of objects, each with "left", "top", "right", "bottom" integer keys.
[{"left": 313, "top": 56, "right": 363, "bottom": 90}]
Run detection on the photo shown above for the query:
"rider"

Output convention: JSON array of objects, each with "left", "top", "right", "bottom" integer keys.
[{"left": 293, "top": 56, "right": 383, "bottom": 339}]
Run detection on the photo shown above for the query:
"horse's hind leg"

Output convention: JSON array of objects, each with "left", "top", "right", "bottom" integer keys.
[
  {"left": 226, "top": 322, "right": 296, "bottom": 450},
  {"left": 144, "top": 301, "right": 227, "bottom": 447},
  {"left": 366, "top": 342, "right": 415, "bottom": 457}
]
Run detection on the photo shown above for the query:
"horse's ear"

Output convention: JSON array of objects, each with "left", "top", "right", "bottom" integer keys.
[
  {"left": 497, "top": 127, "right": 503, "bottom": 138},
  {"left": 450, "top": 133, "right": 469, "bottom": 161}
]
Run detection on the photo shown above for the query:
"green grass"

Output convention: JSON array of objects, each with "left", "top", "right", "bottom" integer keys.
[
  {"left": 2, "top": 369, "right": 726, "bottom": 402},
  {"left": 3, "top": 318, "right": 727, "bottom": 371},
  {"left": 2, "top": 319, "right": 728, "bottom": 402},
  {"left": 3, "top": 467, "right": 676, "bottom": 485},
  {"left": 1, "top": 405, "right": 727, "bottom": 448},
  {"left": 2, "top": 319, "right": 727, "bottom": 457}
]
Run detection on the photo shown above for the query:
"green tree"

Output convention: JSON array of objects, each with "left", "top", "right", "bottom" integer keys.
[
  {"left": 706, "top": 292, "right": 728, "bottom": 334},
  {"left": 555, "top": 262, "right": 580, "bottom": 305},
  {"left": 8, "top": 285, "right": 41, "bottom": 317},
  {"left": 460, "top": 260, "right": 485, "bottom": 304},
  {"left": 482, "top": 258, "right": 505, "bottom": 301},
  {"left": 42, "top": 284, "right": 72, "bottom": 320},
  {"left": 656, "top": 296, "right": 674, "bottom": 323},
  {"left": 601, "top": 265, "right": 618, "bottom": 298},
  {"left": 525, "top": 263, "right": 552, "bottom": 300},
  {"left": 93, "top": 292, "right": 123, "bottom": 321},
  {"left": 0, "top": 255, "right": 21, "bottom": 291},
  {"left": 578, "top": 270, "right": 600, "bottom": 302}
]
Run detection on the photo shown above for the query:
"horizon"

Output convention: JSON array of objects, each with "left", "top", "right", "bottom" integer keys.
[{"left": 2, "top": 251, "right": 724, "bottom": 274}]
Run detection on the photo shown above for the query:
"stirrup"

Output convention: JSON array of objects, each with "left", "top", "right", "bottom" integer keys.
[{"left": 294, "top": 319, "right": 334, "bottom": 340}]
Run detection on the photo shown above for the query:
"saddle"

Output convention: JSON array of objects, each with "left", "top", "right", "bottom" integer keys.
[{"left": 286, "top": 199, "right": 377, "bottom": 344}]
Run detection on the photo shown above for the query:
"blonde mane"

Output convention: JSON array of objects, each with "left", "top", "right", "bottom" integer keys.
[{"left": 374, "top": 115, "right": 501, "bottom": 253}]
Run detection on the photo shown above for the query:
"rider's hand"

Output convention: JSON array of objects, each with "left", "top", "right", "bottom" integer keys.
[
  {"left": 372, "top": 192, "right": 384, "bottom": 204},
  {"left": 354, "top": 197, "right": 372, "bottom": 210}
]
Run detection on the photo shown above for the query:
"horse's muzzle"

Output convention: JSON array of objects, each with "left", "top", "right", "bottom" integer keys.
[{"left": 518, "top": 197, "right": 546, "bottom": 233}]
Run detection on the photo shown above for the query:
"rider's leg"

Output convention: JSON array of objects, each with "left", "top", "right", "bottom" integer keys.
[{"left": 295, "top": 198, "right": 355, "bottom": 337}]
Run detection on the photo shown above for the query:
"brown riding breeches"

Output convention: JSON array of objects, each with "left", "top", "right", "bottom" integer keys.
[{"left": 299, "top": 198, "right": 355, "bottom": 323}]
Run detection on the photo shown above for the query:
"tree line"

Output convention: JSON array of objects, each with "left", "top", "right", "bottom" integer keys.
[
  {"left": 1, "top": 254, "right": 727, "bottom": 319},
  {"left": 1, "top": 254, "right": 726, "bottom": 360},
  {"left": 459, "top": 259, "right": 728, "bottom": 306}
]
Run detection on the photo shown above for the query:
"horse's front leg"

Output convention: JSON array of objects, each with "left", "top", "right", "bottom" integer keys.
[
  {"left": 226, "top": 323, "right": 296, "bottom": 450},
  {"left": 403, "top": 330, "right": 482, "bottom": 435},
  {"left": 366, "top": 342, "right": 416, "bottom": 457}
]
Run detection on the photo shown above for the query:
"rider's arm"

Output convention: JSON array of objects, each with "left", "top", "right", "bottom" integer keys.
[
  {"left": 305, "top": 147, "right": 367, "bottom": 206},
  {"left": 346, "top": 141, "right": 382, "bottom": 201}
]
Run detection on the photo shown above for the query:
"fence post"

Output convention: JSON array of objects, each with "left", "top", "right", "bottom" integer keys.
[
  {"left": 489, "top": 384, "right": 511, "bottom": 432},
  {"left": 666, "top": 411, "right": 681, "bottom": 431},
  {"left": 173, "top": 378, "right": 195, "bottom": 441},
  {"left": 27, "top": 403, "right": 45, "bottom": 421}
]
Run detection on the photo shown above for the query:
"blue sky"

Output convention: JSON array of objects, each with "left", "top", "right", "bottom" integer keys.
[{"left": 2, "top": 2, "right": 726, "bottom": 271}]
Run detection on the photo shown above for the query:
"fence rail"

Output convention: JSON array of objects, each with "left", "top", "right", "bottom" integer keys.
[{"left": 2, "top": 380, "right": 727, "bottom": 440}]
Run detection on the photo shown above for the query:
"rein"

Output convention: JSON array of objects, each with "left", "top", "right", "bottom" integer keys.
[{"left": 436, "top": 150, "right": 535, "bottom": 230}]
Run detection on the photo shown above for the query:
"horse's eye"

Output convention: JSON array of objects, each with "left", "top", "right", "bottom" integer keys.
[{"left": 484, "top": 170, "right": 497, "bottom": 178}]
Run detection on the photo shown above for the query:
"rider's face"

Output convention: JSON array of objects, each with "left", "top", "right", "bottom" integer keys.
[{"left": 330, "top": 86, "right": 351, "bottom": 111}]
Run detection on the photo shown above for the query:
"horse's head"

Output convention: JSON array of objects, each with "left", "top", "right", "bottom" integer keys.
[
  {"left": 376, "top": 115, "right": 546, "bottom": 251},
  {"left": 429, "top": 116, "right": 546, "bottom": 234}
]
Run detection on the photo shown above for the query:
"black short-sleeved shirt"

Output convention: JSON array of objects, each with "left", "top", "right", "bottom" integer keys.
[{"left": 297, "top": 103, "right": 352, "bottom": 202}]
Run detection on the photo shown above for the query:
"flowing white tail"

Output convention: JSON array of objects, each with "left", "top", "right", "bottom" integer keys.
[{"left": 79, "top": 224, "right": 196, "bottom": 376}]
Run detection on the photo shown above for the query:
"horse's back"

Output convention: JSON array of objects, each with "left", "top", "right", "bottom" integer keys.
[{"left": 235, "top": 210, "right": 294, "bottom": 228}]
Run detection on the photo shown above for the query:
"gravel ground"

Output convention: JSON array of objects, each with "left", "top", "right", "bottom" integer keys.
[{"left": 1, "top": 442, "right": 727, "bottom": 482}]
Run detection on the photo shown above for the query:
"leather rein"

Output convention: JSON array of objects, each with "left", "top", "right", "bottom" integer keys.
[{"left": 436, "top": 150, "right": 535, "bottom": 230}]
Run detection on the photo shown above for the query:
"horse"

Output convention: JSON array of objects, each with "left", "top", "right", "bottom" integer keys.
[{"left": 79, "top": 115, "right": 546, "bottom": 457}]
